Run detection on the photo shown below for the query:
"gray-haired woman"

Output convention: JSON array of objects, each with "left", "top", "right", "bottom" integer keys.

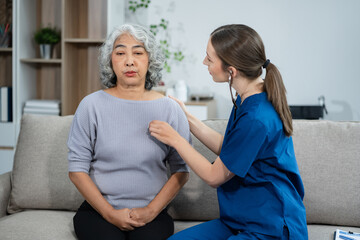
[{"left": 67, "top": 24, "right": 191, "bottom": 240}]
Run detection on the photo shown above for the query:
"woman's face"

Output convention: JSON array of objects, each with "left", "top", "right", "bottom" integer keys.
[
  {"left": 203, "top": 38, "right": 228, "bottom": 83},
  {"left": 111, "top": 33, "right": 149, "bottom": 88}
]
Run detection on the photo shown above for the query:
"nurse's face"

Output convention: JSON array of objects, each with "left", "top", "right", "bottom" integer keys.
[{"left": 203, "top": 38, "right": 228, "bottom": 83}]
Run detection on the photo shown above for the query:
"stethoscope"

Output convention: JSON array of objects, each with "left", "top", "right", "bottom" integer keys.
[{"left": 228, "top": 70, "right": 238, "bottom": 120}]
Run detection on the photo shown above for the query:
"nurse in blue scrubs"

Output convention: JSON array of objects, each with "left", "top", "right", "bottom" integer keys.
[{"left": 149, "top": 24, "right": 308, "bottom": 240}]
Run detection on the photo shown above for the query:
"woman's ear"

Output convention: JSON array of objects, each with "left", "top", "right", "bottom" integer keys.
[{"left": 227, "top": 66, "right": 237, "bottom": 78}]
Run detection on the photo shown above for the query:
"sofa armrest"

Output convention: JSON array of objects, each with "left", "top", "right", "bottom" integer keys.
[{"left": 0, "top": 171, "right": 11, "bottom": 218}]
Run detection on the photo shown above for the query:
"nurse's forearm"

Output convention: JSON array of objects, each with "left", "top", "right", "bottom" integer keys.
[
  {"left": 187, "top": 112, "right": 224, "bottom": 155},
  {"left": 173, "top": 137, "right": 230, "bottom": 188}
]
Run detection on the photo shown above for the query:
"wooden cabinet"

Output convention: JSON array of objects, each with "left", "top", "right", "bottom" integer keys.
[{"left": 185, "top": 100, "right": 217, "bottom": 120}]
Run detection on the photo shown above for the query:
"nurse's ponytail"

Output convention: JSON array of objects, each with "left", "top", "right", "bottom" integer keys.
[
  {"left": 263, "top": 62, "right": 293, "bottom": 136},
  {"left": 211, "top": 24, "right": 293, "bottom": 136}
]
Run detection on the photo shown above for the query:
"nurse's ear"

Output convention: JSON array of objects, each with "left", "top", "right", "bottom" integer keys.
[{"left": 227, "top": 66, "right": 237, "bottom": 78}]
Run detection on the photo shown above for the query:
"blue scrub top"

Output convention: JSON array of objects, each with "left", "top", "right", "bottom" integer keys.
[{"left": 218, "top": 92, "right": 308, "bottom": 239}]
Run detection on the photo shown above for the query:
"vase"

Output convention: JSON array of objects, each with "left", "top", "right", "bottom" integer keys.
[
  {"left": 174, "top": 80, "right": 188, "bottom": 102},
  {"left": 39, "top": 44, "right": 53, "bottom": 59}
]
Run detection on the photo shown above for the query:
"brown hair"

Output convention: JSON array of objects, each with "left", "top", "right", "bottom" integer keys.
[{"left": 210, "top": 24, "right": 293, "bottom": 136}]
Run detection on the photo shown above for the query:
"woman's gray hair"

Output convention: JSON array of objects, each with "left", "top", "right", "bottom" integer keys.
[{"left": 99, "top": 24, "right": 164, "bottom": 90}]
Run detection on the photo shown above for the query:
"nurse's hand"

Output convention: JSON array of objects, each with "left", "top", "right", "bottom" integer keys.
[
  {"left": 168, "top": 95, "right": 189, "bottom": 116},
  {"left": 149, "top": 120, "right": 181, "bottom": 147}
]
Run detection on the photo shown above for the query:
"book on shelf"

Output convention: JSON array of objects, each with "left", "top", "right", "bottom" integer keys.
[
  {"left": 23, "top": 107, "right": 60, "bottom": 115},
  {"left": 23, "top": 99, "right": 60, "bottom": 116},
  {"left": 334, "top": 229, "right": 360, "bottom": 240},
  {"left": 0, "top": 86, "right": 12, "bottom": 122},
  {"left": 25, "top": 99, "right": 60, "bottom": 109}
]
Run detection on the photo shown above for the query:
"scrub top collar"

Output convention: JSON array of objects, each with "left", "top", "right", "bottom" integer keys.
[{"left": 237, "top": 92, "right": 267, "bottom": 107}]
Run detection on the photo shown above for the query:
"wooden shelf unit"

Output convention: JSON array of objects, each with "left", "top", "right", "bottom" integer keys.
[
  {"left": 0, "top": 49, "right": 12, "bottom": 87},
  {"left": 0, "top": 0, "right": 125, "bottom": 173},
  {"left": 20, "top": 58, "right": 62, "bottom": 64},
  {"left": 0, "top": 0, "right": 13, "bottom": 88},
  {"left": 63, "top": 0, "right": 107, "bottom": 40},
  {"left": 64, "top": 38, "right": 105, "bottom": 43},
  {"left": 0, "top": 48, "right": 13, "bottom": 52},
  {"left": 0, "top": 0, "right": 15, "bottom": 174},
  {"left": 15, "top": 0, "right": 124, "bottom": 116},
  {"left": 0, "top": 0, "right": 125, "bottom": 174},
  {"left": 0, "top": 0, "right": 13, "bottom": 108},
  {"left": 16, "top": 0, "right": 62, "bottom": 118},
  {"left": 61, "top": 0, "right": 108, "bottom": 115},
  {"left": 62, "top": 41, "right": 103, "bottom": 115}
]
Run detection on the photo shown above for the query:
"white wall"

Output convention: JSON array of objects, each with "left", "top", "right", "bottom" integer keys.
[{"left": 128, "top": 0, "right": 360, "bottom": 120}]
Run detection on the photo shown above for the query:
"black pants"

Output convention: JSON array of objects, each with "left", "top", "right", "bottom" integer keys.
[{"left": 73, "top": 201, "right": 174, "bottom": 240}]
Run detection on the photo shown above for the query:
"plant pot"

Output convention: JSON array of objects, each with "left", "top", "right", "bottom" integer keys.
[{"left": 39, "top": 44, "right": 53, "bottom": 59}]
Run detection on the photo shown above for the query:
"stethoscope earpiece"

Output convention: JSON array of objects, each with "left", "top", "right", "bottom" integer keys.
[{"left": 228, "top": 70, "right": 238, "bottom": 120}]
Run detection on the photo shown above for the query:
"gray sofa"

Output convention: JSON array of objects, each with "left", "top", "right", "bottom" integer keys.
[{"left": 0, "top": 114, "right": 359, "bottom": 240}]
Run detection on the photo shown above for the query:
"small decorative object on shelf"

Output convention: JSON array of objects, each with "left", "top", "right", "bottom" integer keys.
[
  {"left": 0, "top": 23, "right": 11, "bottom": 48},
  {"left": 174, "top": 79, "right": 188, "bottom": 102},
  {"left": 34, "top": 26, "right": 60, "bottom": 59}
]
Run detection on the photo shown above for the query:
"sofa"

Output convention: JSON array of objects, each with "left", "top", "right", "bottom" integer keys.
[{"left": 0, "top": 114, "right": 359, "bottom": 240}]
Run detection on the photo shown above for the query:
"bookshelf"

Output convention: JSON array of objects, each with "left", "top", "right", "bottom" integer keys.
[
  {"left": 15, "top": 0, "right": 124, "bottom": 117},
  {"left": 0, "top": 0, "right": 14, "bottom": 174},
  {"left": 0, "top": 0, "right": 124, "bottom": 174}
]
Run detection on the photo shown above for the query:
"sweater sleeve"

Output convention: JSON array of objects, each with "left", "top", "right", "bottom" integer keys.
[
  {"left": 67, "top": 97, "right": 97, "bottom": 173},
  {"left": 166, "top": 102, "right": 191, "bottom": 174}
]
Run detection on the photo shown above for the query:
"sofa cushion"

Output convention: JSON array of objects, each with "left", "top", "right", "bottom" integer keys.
[
  {"left": 8, "top": 114, "right": 83, "bottom": 213},
  {"left": 174, "top": 220, "right": 204, "bottom": 233},
  {"left": 0, "top": 210, "right": 76, "bottom": 240},
  {"left": 0, "top": 172, "right": 11, "bottom": 217},
  {"left": 293, "top": 120, "right": 360, "bottom": 227},
  {"left": 168, "top": 119, "right": 228, "bottom": 221}
]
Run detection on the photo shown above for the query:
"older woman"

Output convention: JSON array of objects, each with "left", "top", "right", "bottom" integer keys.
[{"left": 67, "top": 24, "right": 190, "bottom": 240}]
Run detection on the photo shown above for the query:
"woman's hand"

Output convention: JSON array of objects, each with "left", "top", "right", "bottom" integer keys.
[
  {"left": 149, "top": 120, "right": 182, "bottom": 147},
  {"left": 106, "top": 208, "right": 145, "bottom": 231},
  {"left": 129, "top": 206, "right": 157, "bottom": 225}
]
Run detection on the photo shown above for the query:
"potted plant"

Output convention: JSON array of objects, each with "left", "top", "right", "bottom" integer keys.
[{"left": 34, "top": 26, "right": 60, "bottom": 59}]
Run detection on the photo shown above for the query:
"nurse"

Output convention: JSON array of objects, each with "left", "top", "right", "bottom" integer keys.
[{"left": 149, "top": 24, "right": 308, "bottom": 239}]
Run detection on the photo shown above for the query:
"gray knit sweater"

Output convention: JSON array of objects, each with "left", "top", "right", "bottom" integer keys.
[{"left": 68, "top": 90, "right": 190, "bottom": 210}]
